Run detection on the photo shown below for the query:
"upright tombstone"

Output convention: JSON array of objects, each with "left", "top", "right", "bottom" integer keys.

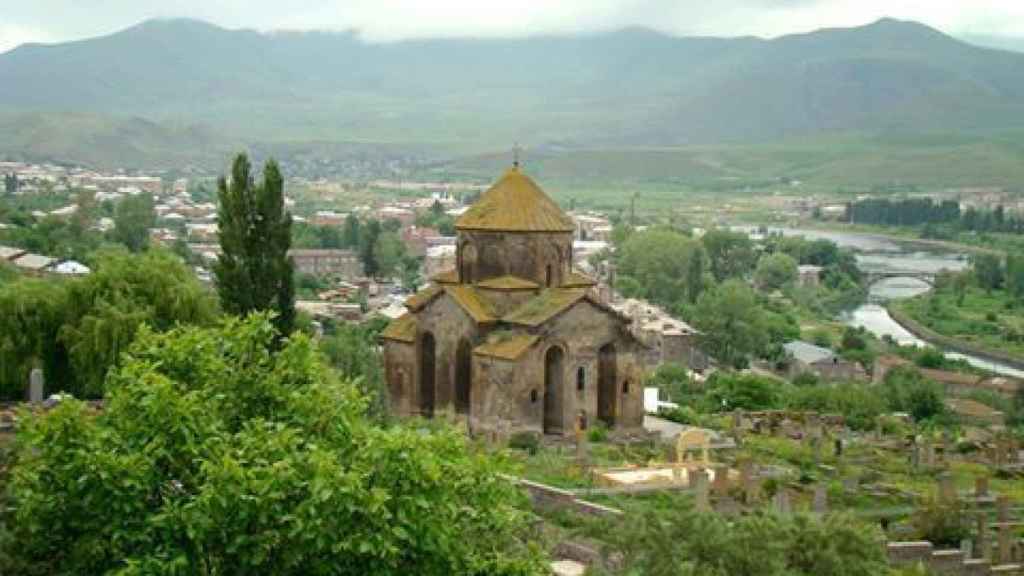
[
  {"left": 740, "top": 461, "right": 760, "bottom": 503},
  {"left": 691, "top": 468, "right": 710, "bottom": 512},
  {"left": 938, "top": 472, "right": 957, "bottom": 503},
  {"left": 711, "top": 464, "right": 730, "bottom": 496},
  {"left": 996, "top": 495, "right": 1011, "bottom": 524},
  {"left": 773, "top": 489, "right": 792, "bottom": 515},
  {"left": 812, "top": 483, "right": 829, "bottom": 515},
  {"left": 975, "top": 476, "right": 990, "bottom": 500},
  {"left": 997, "top": 525, "right": 1013, "bottom": 564},
  {"left": 976, "top": 513, "right": 989, "bottom": 560},
  {"left": 28, "top": 368, "right": 44, "bottom": 404}
]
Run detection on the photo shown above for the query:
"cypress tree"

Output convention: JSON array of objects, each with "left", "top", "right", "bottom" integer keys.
[{"left": 214, "top": 153, "right": 295, "bottom": 335}]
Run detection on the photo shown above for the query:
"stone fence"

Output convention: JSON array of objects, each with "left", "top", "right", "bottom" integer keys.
[
  {"left": 887, "top": 542, "right": 1022, "bottom": 575},
  {"left": 502, "top": 475, "right": 623, "bottom": 519}
]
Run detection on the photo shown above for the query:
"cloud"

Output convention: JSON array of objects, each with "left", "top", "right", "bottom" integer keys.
[
  {"left": 2, "top": 0, "right": 1024, "bottom": 49},
  {"left": 0, "top": 24, "right": 53, "bottom": 54}
]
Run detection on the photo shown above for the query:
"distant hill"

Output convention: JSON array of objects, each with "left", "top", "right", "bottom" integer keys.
[{"left": 2, "top": 17, "right": 1024, "bottom": 179}]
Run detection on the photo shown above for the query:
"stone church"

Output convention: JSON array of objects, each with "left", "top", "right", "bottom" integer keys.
[{"left": 381, "top": 164, "right": 644, "bottom": 436}]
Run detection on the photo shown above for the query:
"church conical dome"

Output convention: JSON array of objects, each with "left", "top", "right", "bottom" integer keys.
[{"left": 455, "top": 166, "right": 574, "bottom": 233}]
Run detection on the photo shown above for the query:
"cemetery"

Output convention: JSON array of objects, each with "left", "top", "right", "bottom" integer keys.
[{"left": 493, "top": 402, "right": 1024, "bottom": 574}]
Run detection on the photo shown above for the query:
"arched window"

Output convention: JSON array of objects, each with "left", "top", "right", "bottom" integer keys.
[
  {"left": 546, "top": 264, "right": 553, "bottom": 287},
  {"left": 623, "top": 379, "right": 631, "bottom": 394},
  {"left": 530, "top": 389, "right": 538, "bottom": 403},
  {"left": 576, "top": 367, "right": 585, "bottom": 391}
]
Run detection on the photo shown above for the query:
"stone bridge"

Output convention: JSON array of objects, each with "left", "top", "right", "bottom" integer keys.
[{"left": 864, "top": 270, "right": 936, "bottom": 287}]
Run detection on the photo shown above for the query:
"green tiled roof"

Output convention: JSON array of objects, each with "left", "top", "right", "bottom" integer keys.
[
  {"left": 455, "top": 166, "right": 574, "bottom": 233},
  {"left": 503, "top": 288, "right": 589, "bottom": 327}
]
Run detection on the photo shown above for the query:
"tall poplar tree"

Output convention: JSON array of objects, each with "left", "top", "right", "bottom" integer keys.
[{"left": 214, "top": 153, "right": 295, "bottom": 335}]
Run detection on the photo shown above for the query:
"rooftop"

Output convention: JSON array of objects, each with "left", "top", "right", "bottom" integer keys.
[
  {"left": 455, "top": 166, "right": 574, "bottom": 233},
  {"left": 783, "top": 340, "right": 836, "bottom": 365}
]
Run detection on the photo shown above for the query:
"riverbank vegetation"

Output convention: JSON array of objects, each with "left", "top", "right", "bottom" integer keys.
[{"left": 894, "top": 259, "right": 1024, "bottom": 361}]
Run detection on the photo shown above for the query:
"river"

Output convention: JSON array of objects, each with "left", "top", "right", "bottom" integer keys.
[{"left": 740, "top": 226, "right": 1024, "bottom": 378}]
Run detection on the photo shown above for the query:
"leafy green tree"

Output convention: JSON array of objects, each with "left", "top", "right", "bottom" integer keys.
[
  {"left": 702, "top": 229, "right": 757, "bottom": 282},
  {"left": 321, "top": 322, "right": 389, "bottom": 420},
  {"left": 2, "top": 315, "right": 544, "bottom": 575},
  {"left": 686, "top": 245, "right": 708, "bottom": 303},
  {"left": 704, "top": 373, "right": 781, "bottom": 411},
  {"left": 374, "top": 231, "right": 407, "bottom": 279},
  {"left": 692, "top": 280, "right": 767, "bottom": 368},
  {"left": 213, "top": 153, "right": 296, "bottom": 335},
  {"left": 755, "top": 252, "right": 798, "bottom": 292},
  {"left": 360, "top": 219, "right": 382, "bottom": 277},
  {"left": 0, "top": 249, "right": 217, "bottom": 399},
  {"left": 972, "top": 253, "right": 1004, "bottom": 293},
  {"left": 112, "top": 193, "right": 156, "bottom": 252},
  {"left": 882, "top": 367, "right": 946, "bottom": 422},
  {"left": 400, "top": 255, "right": 423, "bottom": 293},
  {"left": 342, "top": 213, "right": 361, "bottom": 248},
  {"left": 1005, "top": 254, "right": 1024, "bottom": 301},
  {"left": 616, "top": 229, "right": 701, "bottom": 307}
]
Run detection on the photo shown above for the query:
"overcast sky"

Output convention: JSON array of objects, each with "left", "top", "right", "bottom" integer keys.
[{"left": 2, "top": 0, "right": 1023, "bottom": 53}]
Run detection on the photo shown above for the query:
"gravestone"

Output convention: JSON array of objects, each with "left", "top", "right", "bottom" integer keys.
[
  {"left": 997, "top": 495, "right": 1011, "bottom": 524},
  {"left": 711, "top": 464, "right": 730, "bottom": 496},
  {"left": 691, "top": 468, "right": 710, "bottom": 512},
  {"left": 29, "top": 368, "right": 44, "bottom": 404},
  {"left": 772, "top": 489, "right": 791, "bottom": 515},
  {"left": 997, "top": 525, "right": 1012, "bottom": 564},
  {"left": 938, "top": 472, "right": 957, "bottom": 503},
  {"left": 975, "top": 476, "right": 989, "bottom": 499},
  {"left": 812, "top": 483, "right": 829, "bottom": 514},
  {"left": 976, "top": 513, "right": 989, "bottom": 559},
  {"left": 740, "top": 461, "right": 759, "bottom": 503}
]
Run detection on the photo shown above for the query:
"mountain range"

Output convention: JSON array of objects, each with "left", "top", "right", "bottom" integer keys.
[{"left": 1, "top": 17, "right": 1024, "bottom": 174}]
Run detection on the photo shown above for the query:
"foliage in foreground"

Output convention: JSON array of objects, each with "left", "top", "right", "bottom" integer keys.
[
  {"left": 592, "top": 502, "right": 888, "bottom": 576},
  {"left": 1, "top": 315, "right": 543, "bottom": 576}
]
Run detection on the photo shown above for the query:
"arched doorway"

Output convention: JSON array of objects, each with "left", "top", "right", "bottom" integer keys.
[
  {"left": 419, "top": 332, "right": 436, "bottom": 417},
  {"left": 544, "top": 346, "right": 565, "bottom": 434},
  {"left": 455, "top": 338, "right": 472, "bottom": 415},
  {"left": 598, "top": 343, "right": 617, "bottom": 426}
]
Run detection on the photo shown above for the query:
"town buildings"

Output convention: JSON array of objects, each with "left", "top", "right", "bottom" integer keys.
[{"left": 381, "top": 166, "right": 645, "bottom": 436}]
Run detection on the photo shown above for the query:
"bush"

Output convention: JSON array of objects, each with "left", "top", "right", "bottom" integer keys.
[
  {"left": 912, "top": 496, "right": 970, "bottom": 548},
  {"left": 658, "top": 405, "right": 698, "bottom": 425},
  {"left": 883, "top": 367, "right": 946, "bottom": 422},
  {"left": 704, "top": 373, "right": 782, "bottom": 412},
  {"left": 587, "top": 423, "right": 609, "bottom": 443},
  {"left": 508, "top": 431, "right": 541, "bottom": 455},
  {"left": 595, "top": 504, "right": 889, "bottom": 576},
  {"left": 792, "top": 372, "right": 820, "bottom": 387}
]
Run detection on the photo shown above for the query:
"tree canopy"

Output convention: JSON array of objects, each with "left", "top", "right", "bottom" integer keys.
[
  {"left": 0, "top": 249, "right": 217, "bottom": 399},
  {"left": 214, "top": 153, "right": 295, "bottom": 336},
  {"left": 2, "top": 315, "right": 543, "bottom": 575}
]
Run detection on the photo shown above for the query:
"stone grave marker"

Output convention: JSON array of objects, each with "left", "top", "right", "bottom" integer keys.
[
  {"left": 812, "top": 483, "right": 829, "bottom": 514},
  {"left": 691, "top": 468, "right": 710, "bottom": 512},
  {"left": 29, "top": 368, "right": 44, "bottom": 404}
]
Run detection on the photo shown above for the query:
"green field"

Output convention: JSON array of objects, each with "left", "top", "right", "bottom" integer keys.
[{"left": 896, "top": 286, "right": 1024, "bottom": 359}]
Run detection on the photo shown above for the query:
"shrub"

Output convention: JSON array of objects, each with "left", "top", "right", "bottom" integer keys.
[
  {"left": 508, "top": 431, "right": 541, "bottom": 455},
  {"left": 587, "top": 423, "right": 609, "bottom": 443}
]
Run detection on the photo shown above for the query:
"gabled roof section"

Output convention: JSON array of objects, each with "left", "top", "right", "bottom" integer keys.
[
  {"left": 444, "top": 285, "right": 498, "bottom": 324},
  {"left": 562, "top": 271, "right": 597, "bottom": 288},
  {"left": 405, "top": 284, "right": 444, "bottom": 311},
  {"left": 474, "top": 332, "right": 539, "bottom": 360},
  {"left": 380, "top": 313, "right": 417, "bottom": 343},
  {"left": 455, "top": 166, "right": 574, "bottom": 233},
  {"left": 431, "top": 269, "right": 459, "bottom": 285},
  {"left": 477, "top": 275, "right": 540, "bottom": 291},
  {"left": 503, "top": 288, "right": 589, "bottom": 327}
]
